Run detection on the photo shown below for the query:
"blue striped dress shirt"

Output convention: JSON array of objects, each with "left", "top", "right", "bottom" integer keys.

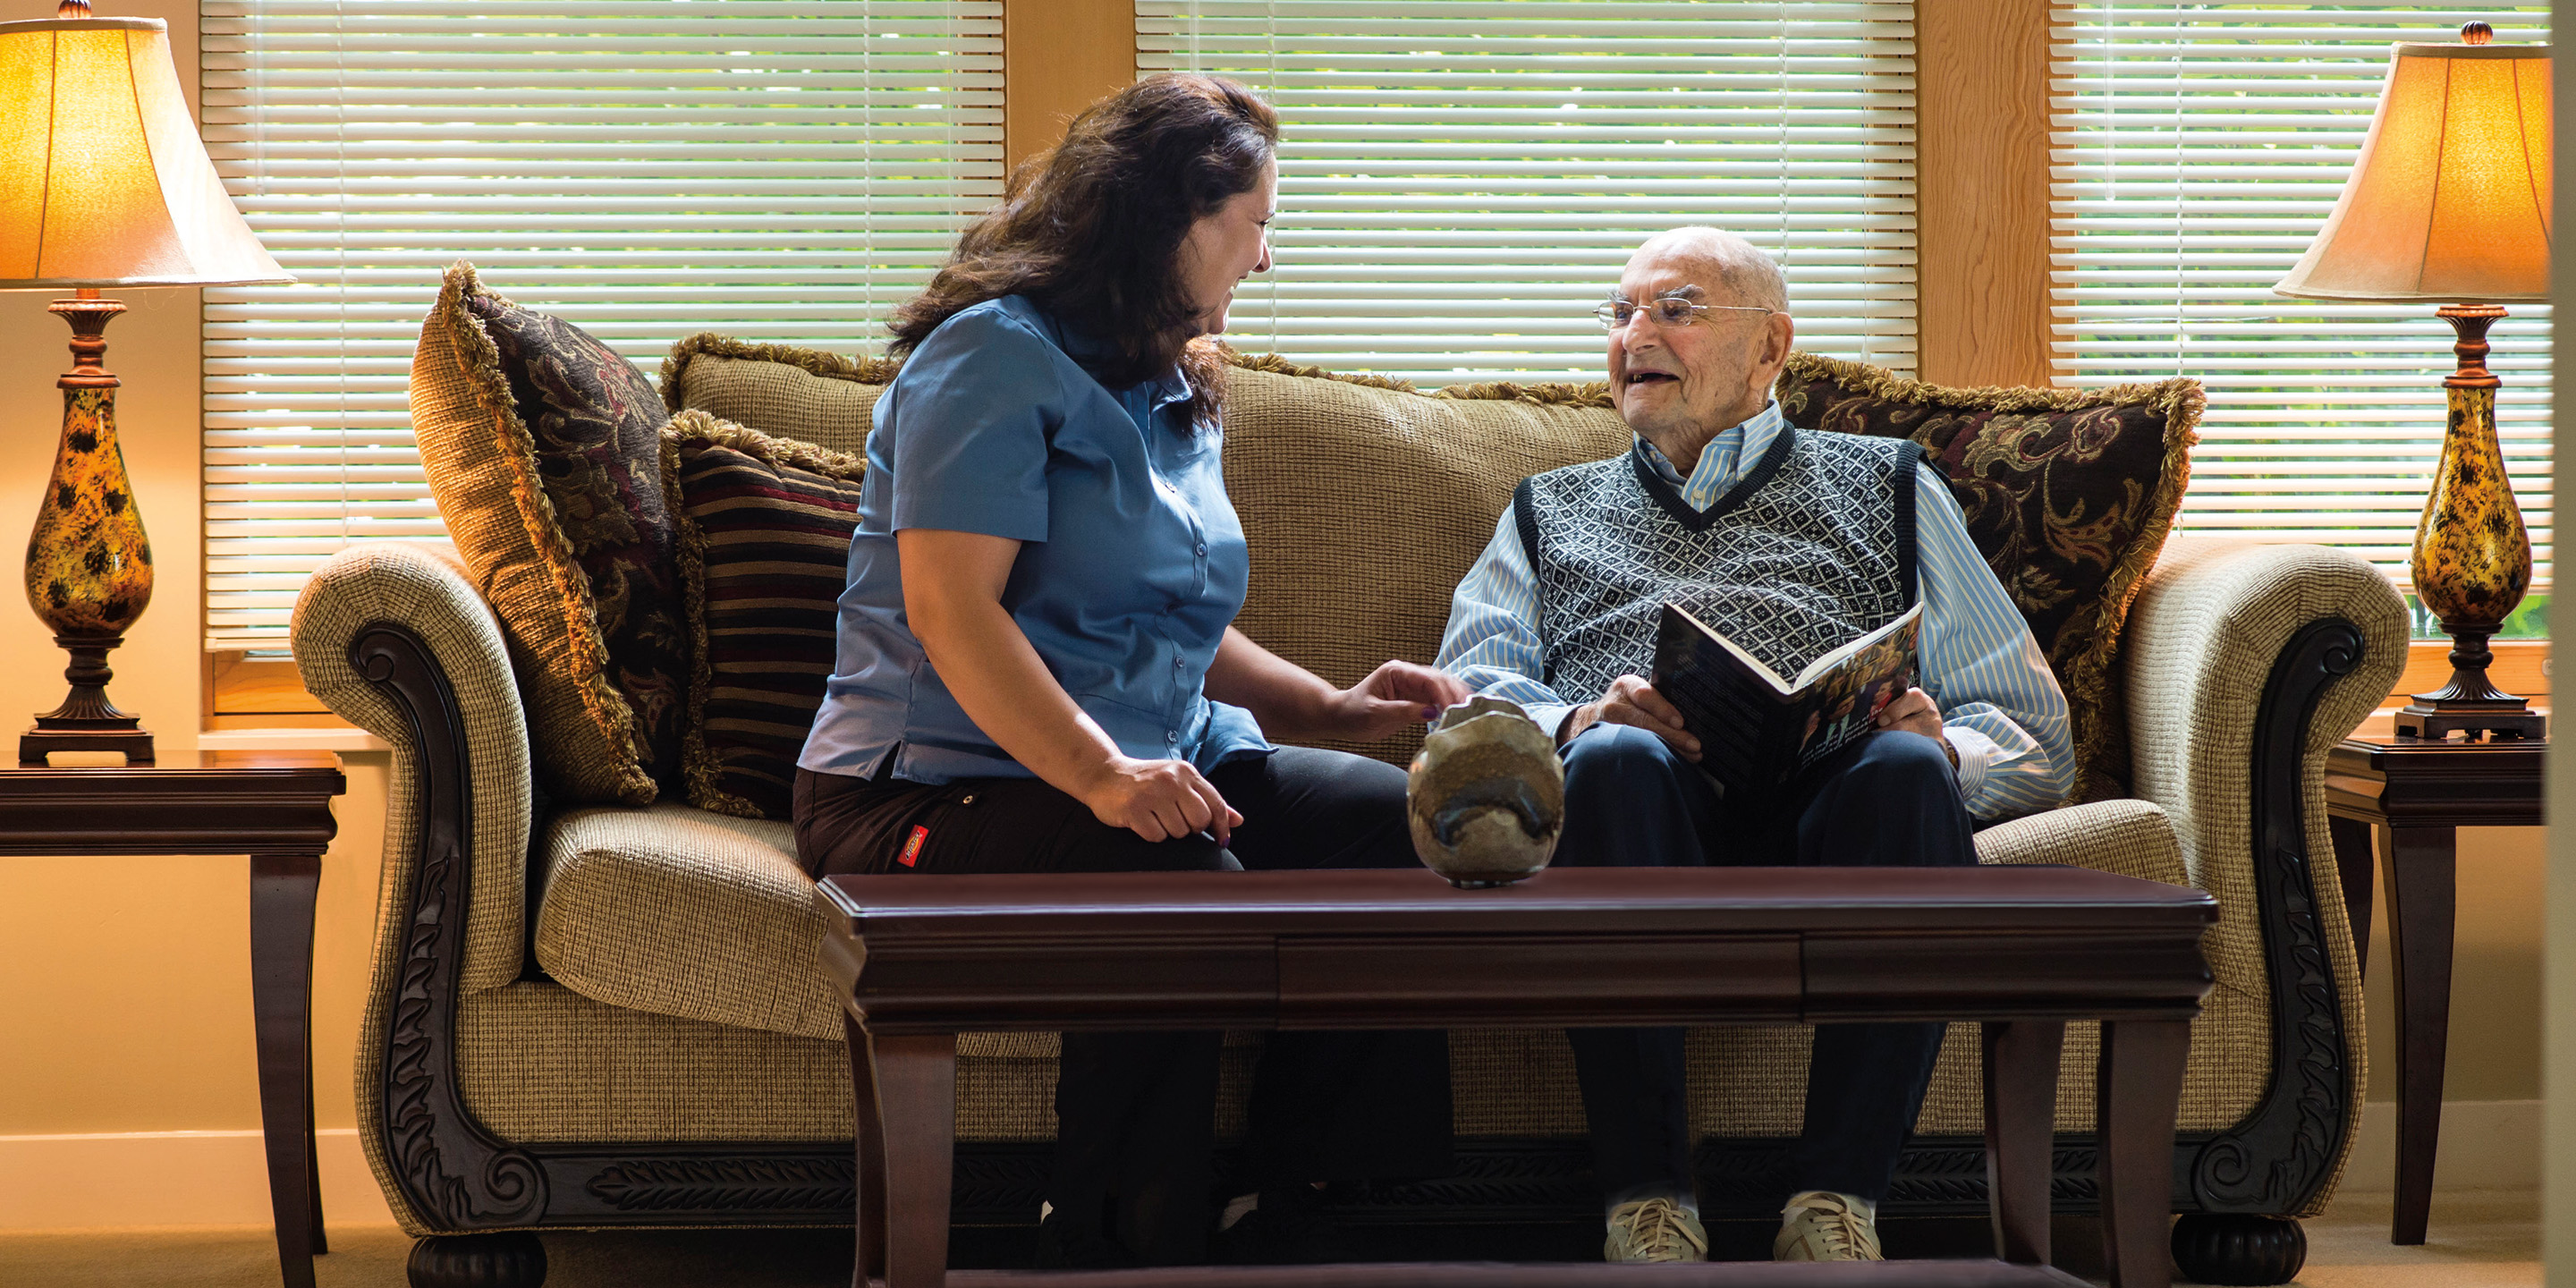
[{"left": 1434, "top": 400, "right": 2074, "bottom": 821}]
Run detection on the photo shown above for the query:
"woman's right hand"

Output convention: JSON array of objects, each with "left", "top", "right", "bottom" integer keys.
[{"left": 1080, "top": 755, "right": 1241, "bottom": 844}]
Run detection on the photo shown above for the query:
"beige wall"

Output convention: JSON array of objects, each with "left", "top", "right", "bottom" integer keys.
[{"left": 0, "top": 0, "right": 2549, "bottom": 1204}]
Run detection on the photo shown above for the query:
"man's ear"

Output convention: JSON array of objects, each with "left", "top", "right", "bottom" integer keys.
[{"left": 1752, "top": 310, "right": 1796, "bottom": 398}]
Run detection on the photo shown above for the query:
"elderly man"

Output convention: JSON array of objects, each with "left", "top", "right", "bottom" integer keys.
[{"left": 1433, "top": 227, "right": 2073, "bottom": 1264}]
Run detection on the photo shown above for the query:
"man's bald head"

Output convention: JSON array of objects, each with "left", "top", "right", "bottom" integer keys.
[
  {"left": 1606, "top": 226, "right": 1798, "bottom": 471},
  {"left": 1636, "top": 226, "right": 1789, "bottom": 315}
]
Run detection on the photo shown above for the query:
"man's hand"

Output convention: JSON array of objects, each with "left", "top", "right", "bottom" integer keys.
[
  {"left": 1568, "top": 674, "right": 1701, "bottom": 760},
  {"left": 1078, "top": 755, "right": 1241, "bottom": 844},
  {"left": 1872, "top": 687, "right": 1955, "bottom": 767},
  {"left": 1872, "top": 687, "right": 1942, "bottom": 740},
  {"left": 1326, "top": 660, "right": 1472, "bottom": 741}
]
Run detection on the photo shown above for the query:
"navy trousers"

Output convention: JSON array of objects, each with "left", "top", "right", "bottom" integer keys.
[{"left": 1554, "top": 724, "right": 1976, "bottom": 1208}]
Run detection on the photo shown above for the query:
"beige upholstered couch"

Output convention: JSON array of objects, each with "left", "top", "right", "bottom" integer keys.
[{"left": 295, "top": 340, "right": 2406, "bottom": 1286}]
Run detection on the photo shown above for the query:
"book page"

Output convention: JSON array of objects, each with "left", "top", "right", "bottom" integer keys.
[{"left": 1792, "top": 603, "right": 1925, "bottom": 691}]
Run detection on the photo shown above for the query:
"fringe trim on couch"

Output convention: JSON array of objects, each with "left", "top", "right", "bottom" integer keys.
[
  {"left": 659, "top": 335, "right": 906, "bottom": 415},
  {"left": 1224, "top": 350, "right": 1620, "bottom": 408}
]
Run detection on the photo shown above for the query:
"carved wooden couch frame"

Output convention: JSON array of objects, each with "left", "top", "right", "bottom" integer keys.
[{"left": 292, "top": 522, "right": 2405, "bottom": 1288}]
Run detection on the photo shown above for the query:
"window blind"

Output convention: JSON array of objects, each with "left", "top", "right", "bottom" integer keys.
[
  {"left": 199, "top": 0, "right": 1003, "bottom": 648},
  {"left": 1135, "top": 1, "right": 1917, "bottom": 386},
  {"left": 2051, "top": 4, "right": 2552, "bottom": 589}
]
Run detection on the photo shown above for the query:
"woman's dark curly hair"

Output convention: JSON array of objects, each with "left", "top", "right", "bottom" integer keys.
[{"left": 888, "top": 73, "right": 1277, "bottom": 429}]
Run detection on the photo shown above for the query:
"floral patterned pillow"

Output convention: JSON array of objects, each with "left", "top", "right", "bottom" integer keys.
[
  {"left": 1775, "top": 354, "right": 2202, "bottom": 803},
  {"left": 409, "top": 265, "right": 689, "bottom": 804}
]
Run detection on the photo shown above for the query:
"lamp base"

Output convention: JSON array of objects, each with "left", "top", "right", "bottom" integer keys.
[
  {"left": 2392, "top": 622, "right": 2545, "bottom": 741},
  {"left": 21, "top": 633, "right": 153, "bottom": 766}
]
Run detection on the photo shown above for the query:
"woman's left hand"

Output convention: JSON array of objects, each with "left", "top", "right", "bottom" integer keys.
[{"left": 1326, "top": 661, "right": 1471, "bottom": 741}]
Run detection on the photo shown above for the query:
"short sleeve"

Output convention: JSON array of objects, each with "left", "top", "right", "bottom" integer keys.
[{"left": 884, "top": 306, "right": 1062, "bottom": 542}]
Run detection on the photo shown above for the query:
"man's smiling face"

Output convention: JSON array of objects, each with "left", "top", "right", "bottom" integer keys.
[{"left": 1606, "top": 237, "right": 1785, "bottom": 445}]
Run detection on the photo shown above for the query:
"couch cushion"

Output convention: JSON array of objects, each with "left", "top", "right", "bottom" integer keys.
[
  {"left": 409, "top": 265, "right": 688, "bottom": 803},
  {"left": 532, "top": 801, "right": 844, "bottom": 1040},
  {"left": 660, "top": 334, "right": 894, "bottom": 454},
  {"left": 663, "top": 411, "right": 869, "bottom": 819},
  {"left": 1776, "top": 356, "right": 2202, "bottom": 802}
]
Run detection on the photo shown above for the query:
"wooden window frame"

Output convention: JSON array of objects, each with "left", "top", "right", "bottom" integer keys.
[{"left": 209, "top": 0, "right": 2537, "bottom": 722}]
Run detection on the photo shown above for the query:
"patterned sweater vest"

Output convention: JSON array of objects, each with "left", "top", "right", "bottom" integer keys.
[{"left": 1515, "top": 426, "right": 1921, "bottom": 706}]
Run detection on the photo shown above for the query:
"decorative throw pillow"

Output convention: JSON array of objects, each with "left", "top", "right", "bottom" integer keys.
[
  {"left": 1775, "top": 353, "right": 2202, "bottom": 803},
  {"left": 661, "top": 334, "right": 896, "bottom": 456},
  {"left": 409, "top": 264, "right": 689, "bottom": 805},
  {"left": 662, "top": 411, "right": 869, "bottom": 819}
]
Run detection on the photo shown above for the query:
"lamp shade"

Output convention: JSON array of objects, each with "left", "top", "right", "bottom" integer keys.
[
  {"left": 2275, "top": 39, "right": 2551, "bottom": 303},
  {"left": 0, "top": 16, "right": 289, "bottom": 288}
]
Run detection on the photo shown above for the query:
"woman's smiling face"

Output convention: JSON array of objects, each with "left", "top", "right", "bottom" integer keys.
[{"left": 1175, "top": 157, "right": 1277, "bottom": 336}]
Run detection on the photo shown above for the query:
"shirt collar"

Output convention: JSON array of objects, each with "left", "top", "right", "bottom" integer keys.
[
  {"left": 1634, "top": 400, "right": 1785, "bottom": 508},
  {"left": 1034, "top": 298, "right": 1193, "bottom": 409}
]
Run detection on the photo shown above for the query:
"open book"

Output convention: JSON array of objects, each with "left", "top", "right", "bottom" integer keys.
[{"left": 1647, "top": 601, "right": 1922, "bottom": 801}]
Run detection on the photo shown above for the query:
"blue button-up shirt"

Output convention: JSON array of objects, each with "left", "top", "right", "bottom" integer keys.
[
  {"left": 1435, "top": 400, "right": 2074, "bottom": 820},
  {"left": 799, "top": 295, "right": 1272, "bottom": 785}
]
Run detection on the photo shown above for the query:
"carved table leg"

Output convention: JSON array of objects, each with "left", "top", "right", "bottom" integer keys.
[
  {"left": 2098, "top": 1018, "right": 2189, "bottom": 1288},
  {"left": 2385, "top": 825, "right": 2458, "bottom": 1245},
  {"left": 1983, "top": 1020, "right": 2064, "bottom": 1265},
  {"left": 875, "top": 1032, "right": 957, "bottom": 1288},
  {"left": 250, "top": 852, "right": 325, "bottom": 1288},
  {"left": 2327, "top": 816, "right": 2377, "bottom": 978},
  {"left": 845, "top": 1013, "right": 888, "bottom": 1287}
]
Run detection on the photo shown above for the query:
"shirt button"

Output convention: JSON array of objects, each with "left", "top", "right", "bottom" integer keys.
[
  {"left": 1166, "top": 730, "right": 1180, "bottom": 742},
  {"left": 1194, "top": 543, "right": 1208, "bottom": 557}
]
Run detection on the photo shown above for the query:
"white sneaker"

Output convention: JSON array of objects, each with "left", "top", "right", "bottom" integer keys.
[
  {"left": 1774, "top": 1190, "right": 1884, "bottom": 1261},
  {"left": 1605, "top": 1196, "right": 1708, "bottom": 1263}
]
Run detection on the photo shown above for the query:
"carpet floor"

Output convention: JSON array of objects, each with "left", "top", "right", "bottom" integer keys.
[{"left": 0, "top": 1190, "right": 2537, "bottom": 1286}]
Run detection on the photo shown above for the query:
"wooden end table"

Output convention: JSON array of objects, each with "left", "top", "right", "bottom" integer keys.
[
  {"left": 2326, "top": 733, "right": 2544, "bottom": 1246},
  {"left": 818, "top": 865, "right": 2217, "bottom": 1288},
  {"left": 0, "top": 751, "right": 346, "bottom": 1288}
]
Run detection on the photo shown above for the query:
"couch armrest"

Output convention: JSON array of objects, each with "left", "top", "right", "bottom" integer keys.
[
  {"left": 1976, "top": 798, "right": 2185, "bottom": 887},
  {"left": 293, "top": 541, "right": 540, "bottom": 1236},
  {"left": 292, "top": 541, "right": 534, "bottom": 996},
  {"left": 2119, "top": 536, "right": 2406, "bottom": 1215}
]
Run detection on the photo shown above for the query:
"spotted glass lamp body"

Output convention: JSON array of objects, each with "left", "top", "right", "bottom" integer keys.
[
  {"left": 2399, "top": 303, "right": 2543, "bottom": 738},
  {"left": 22, "top": 292, "right": 154, "bottom": 761}
]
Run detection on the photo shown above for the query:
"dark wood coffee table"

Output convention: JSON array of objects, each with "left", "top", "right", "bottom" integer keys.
[{"left": 818, "top": 865, "right": 2217, "bottom": 1288}]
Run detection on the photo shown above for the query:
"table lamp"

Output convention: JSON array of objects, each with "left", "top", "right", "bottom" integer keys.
[
  {"left": 2275, "top": 21, "right": 2550, "bottom": 740},
  {"left": 0, "top": 1, "right": 291, "bottom": 764}
]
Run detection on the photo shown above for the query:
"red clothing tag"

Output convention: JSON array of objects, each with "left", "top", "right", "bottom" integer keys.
[{"left": 898, "top": 825, "right": 928, "bottom": 868}]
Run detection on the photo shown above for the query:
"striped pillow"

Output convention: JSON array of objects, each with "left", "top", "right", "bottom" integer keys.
[{"left": 662, "top": 411, "right": 867, "bottom": 818}]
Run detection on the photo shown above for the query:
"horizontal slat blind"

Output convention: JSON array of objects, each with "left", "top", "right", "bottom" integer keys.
[
  {"left": 199, "top": 0, "right": 1002, "bottom": 648},
  {"left": 1136, "top": 2, "right": 1917, "bottom": 386},
  {"left": 2050, "top": 4, "right": 2552, "bottom": 587}
]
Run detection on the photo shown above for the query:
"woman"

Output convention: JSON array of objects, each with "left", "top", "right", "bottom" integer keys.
[{"left": 792, "top": 74, "right": 1460, "bottom": 1267}]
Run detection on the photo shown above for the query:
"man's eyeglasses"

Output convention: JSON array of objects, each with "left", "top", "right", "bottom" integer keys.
[{"left": 1593, "top": 298, "right": 1777, "bottom": 332}]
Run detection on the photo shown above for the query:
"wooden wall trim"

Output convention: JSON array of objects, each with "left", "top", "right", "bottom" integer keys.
[
  {"left": 1916, "top": 0, "right": 2055, "bottom": 388},
  {"left": 1002, "top": 0, "right": 1137, "bottom": 174}
]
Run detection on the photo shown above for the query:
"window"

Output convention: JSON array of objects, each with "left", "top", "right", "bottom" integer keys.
[
  {"left": 2051, "top": 4, "right": 2553, "bottom": 600},
  {"left": 198, "top": 0, "right": 1003, "bottom": 648},
  {"left": 1135, "top": 1, "right": 1918, "bottom": 386}
]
